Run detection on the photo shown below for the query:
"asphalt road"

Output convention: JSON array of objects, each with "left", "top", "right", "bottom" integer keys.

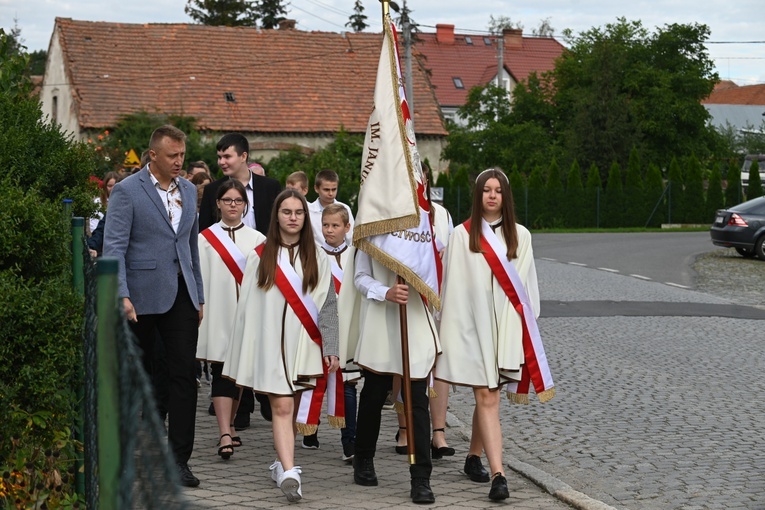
[
  {"left": 445, "top": 231, "right": 765, "bottom": 509},
  {"left": 531, "top": 232, "right": 712, "bottom": 289}
]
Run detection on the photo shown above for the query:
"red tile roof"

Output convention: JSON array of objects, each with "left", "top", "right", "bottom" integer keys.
[
  {"left": 53, "top": 18, "right": 446, "bottom": 136},
  {"left": 414, "top": 27, "right": 565, "bottom": 107},
  {"left": 703, "top": 83, "right": 765, "bottom": 105}
]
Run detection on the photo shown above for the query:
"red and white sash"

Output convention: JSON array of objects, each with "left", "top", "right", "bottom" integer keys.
[
  {"left": 463, "top": 219, "right": 555, "bottom": 403},
  {"left": 329, "top": 257, "right": 343, "bottom": 294},
  {"left": 254, "top": 243, "right": 345, "bottom": 431},
  {"left": 201, "top": 224, "right": 247, "bottom": 285}
]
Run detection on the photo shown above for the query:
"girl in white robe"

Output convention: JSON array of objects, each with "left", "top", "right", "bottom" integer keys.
[
  {"left": 197, "top": 179, "right": 265, "bottom": 459},
  {"left": 435, "top": 168, "right": 544, "bottom": 502},
  {"left": 223, "top": 189, "right": 340, "bottom": 503}
]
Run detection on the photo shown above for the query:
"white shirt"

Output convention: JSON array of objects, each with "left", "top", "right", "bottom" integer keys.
[
  {"left": 242, "top": 172, "right": 256, "bottom": 230},
  {"left": 148, "top": 169, "right": 181, "bottom": 233},
  {"left": 353, "top": 250, "right": 389, "bottom": 302},
  {"left": 307, "top": 198, "right": 355, "bottom": 245}
]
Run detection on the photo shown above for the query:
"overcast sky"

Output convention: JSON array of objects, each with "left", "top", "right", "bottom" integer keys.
[{"left": 2, "top": 0, "right": 763, "bottom": 85}]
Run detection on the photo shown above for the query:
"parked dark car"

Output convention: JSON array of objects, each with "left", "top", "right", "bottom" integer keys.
[{"left": 710, "top": 196, "right": 765, "bottom": 260}]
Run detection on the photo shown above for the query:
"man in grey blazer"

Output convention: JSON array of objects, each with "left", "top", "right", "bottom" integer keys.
[{"left": 104, "top": 125, "right": 205, "bottom": 487}]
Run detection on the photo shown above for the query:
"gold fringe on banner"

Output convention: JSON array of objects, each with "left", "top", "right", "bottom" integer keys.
[
  {"left": 393, "top": 400, "right": 405, "bottom": 414},
  {"left": 352, "top": 213, "right": 419, "bottom": 243},
  {"left": 296, "top": 423, "right": 318, "bottom": 436},
  {"left": 328, "top": 416, "right": 346, "bottom": 429},
  {"left": 429, "top": 387, "right": 438, "bottom": 399},
  {"left": 355, "top": 239, "right": 441, "bottom": 310}
]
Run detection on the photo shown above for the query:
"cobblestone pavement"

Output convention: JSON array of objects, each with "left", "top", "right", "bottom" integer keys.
[
  {"left": 182, "top": 243, "right": 764, "bottom": 510},
  {"left": 455, "top": 249, "right": 762, "bottom": 510}
]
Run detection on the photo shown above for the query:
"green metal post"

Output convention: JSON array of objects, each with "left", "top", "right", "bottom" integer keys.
[
  {"left": 71, "top": 216, "right": 86, "bottom": 498},
  {"left": 97, "top": 258, "right": 121, "bottom": 510},
  {"left": 72, "top": 217, "right": 85, "bottom": 296}
]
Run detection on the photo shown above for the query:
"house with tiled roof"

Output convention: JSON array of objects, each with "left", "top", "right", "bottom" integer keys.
[
  {"left": 703, "top": 83, "right": 765, "bottom": 133},
  {"left": 39, "top": 18, "right": 448, "bottom": 171},
  {"left": 413, "top": 25, "right": 565, "bottom": 125}
]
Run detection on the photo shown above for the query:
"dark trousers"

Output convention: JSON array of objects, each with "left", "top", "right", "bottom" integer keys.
[
  {"left": 210, "top": 362, "right": 239, "bottom": 399},
  {"left": 341, "top": 381, "right": 358, "bottom": 446},
  {"left": 355, "top": 370, "right": 432, "bottom": 480},
  {"left": 130, "top": 278, "right": 199, "bottom": 465}
]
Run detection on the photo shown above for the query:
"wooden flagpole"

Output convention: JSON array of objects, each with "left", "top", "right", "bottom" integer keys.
[
  {"left": 382, "top": 0, "right": 415, "bottom": 464},
  {"left": 397, "top": 277, "right": 416, "bottom": 464}
]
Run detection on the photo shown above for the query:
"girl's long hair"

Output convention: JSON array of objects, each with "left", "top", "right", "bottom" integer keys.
[
  {"left": 100, "top": 171, "right": 121, "bottom": 205},
  {"left": 257, "top": 189, "right": 319, "bottom": 293},
  {"left": 468, "top": 167, "right": 519, "bottom": 260}
]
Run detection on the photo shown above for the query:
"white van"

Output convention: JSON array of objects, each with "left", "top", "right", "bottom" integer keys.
[{"left": 741, "top": 154, "right": 765, "bottom": 191}]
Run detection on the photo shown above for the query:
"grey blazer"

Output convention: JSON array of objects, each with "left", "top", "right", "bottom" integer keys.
[{"left": 103, "top": 166, "right": 204, "bottom": 315}]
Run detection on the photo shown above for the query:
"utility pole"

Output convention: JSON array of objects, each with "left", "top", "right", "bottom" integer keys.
[
  {"left": 404, "top": 15, "right": 414, "bottom": 125},
  {"left": 496, "top": 32, "right": 504, "bottom": 89}
]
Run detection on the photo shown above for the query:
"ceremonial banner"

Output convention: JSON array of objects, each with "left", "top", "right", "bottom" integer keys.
[{"left": 353, "top": 15, "right": 442, "bottom": 308}]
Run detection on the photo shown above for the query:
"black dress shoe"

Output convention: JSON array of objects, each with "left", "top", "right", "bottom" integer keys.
[
  {"left": 464, "top": 454, "right": 490, "bottom": 483},
  {"left": 176, "top": 463, "right": 200, "bottom": 488},
  {"left": 489, "top": 474, "right": 509, "bottom": 500},
  {"left": 410, "top": 478, "right": 435, "bottom": 504},
  {"left": 352, "top": 456, "right": 378, "bottom": 486}
]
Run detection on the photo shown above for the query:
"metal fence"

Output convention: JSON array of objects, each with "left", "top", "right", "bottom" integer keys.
[{"left": 78, "top": 219, "right": 187, "bottom": 509}]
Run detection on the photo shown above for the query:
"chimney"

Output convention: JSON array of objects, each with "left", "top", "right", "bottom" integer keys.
[
  {"left": 278, "top": 19, "right": 296, "bottom": 30},
  {"left": 503, "top": 28, "right": 523, "bottom": 49},
  {"left": 436, "top": 24, "right": 455, "bottom": 44}
]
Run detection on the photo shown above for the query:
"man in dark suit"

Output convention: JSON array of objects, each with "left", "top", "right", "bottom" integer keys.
[
  {"left": 198, "top": 133, "right": 281, "bottom": 427},
  {"left": 104, "top": 125, "right": 205, "bottom": 488}
]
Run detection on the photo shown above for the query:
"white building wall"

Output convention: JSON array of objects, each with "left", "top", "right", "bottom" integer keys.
[{"left": 40, "top": 25, "right": 81, "bottom": 140}]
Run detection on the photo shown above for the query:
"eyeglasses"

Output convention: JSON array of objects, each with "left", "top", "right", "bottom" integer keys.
[
  {"left": 219, "top": 198, "right": 245, "bottom": 206},
  {"left": 279, "top": 208, "right": 305, "bottom": 217}
]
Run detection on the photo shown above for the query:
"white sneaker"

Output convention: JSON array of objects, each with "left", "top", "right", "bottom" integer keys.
[
  {"left": 269, "top": 460, "right": 284, "bottom": 487},
  {"left": 279, "top": 466, "right": 303, "bottom": 502}
]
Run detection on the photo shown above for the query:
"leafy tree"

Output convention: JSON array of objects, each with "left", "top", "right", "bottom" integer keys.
[
  {"left": 585, "top": 162, "right": 602, "bottom": 227},
  {"left": 346, "top": 0, "right": 369, "bottom": 32},
  {"left": 185, "top": 0, "right": 259, "bottom": 26},
  {"left": 565, "top": 159, "right": 585, "bottom": 228},
  {"left": 684, "top": 154, "right": 706, "bottom": 223},
  {"left": 603, "top": 161, "right": 624, "bottom": 227},
  {"left": 0, "top": 29, "right": 32, "bottom": 96},
  {"left": 667, "top": 156, "right": 684, "bottom": 223},
  {"left": 93, "top": 111, "right": 216, "bottom": 176},
  {"left": 0, "top": 45, "right": 94, "bottom": 502},
  {"left": 509, "top": 163, "right": 526, "bottom": 225},
  {"left": 532, "top": 18, "right": 555, "bottom": 37},
  {"left": 255, "top": 0, "right": 289, "bottom": 29},
  {"left": 554, "top": 19, "right": 719, "bottom": 172},
  {"left": 624, "top": 148, "right": 644, "bottom": 226},
  {"left": 747, "top": 159, "right": 762, "bottom": 199},
  {"left": 545, "top": 158, "right": 564, "bottom": 227},
  {"left": 725, "top": 160, "right": 743, "bottom": 206},
  {"left": 449, "top": 166, "right": 472, "bottom": 223},
  {"left": 443, "top": 85, "right": 513, "bottom": 171},
  {"left": 27, "top": 49, "right": 46, "bottom": 75},
  {"left": 705, "top": 163, "right": 724, "bottom": 220},
  {"left": 488, "top": 15, "right": 523, "bottom": 34},
  {"left": 644, "top": 163, "right": 665, "bottom": 227},
  {"left": 526, "top": 165, "right": 546, "bottom": 228}
]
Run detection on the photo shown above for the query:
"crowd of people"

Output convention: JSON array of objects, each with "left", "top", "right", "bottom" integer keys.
[{"left": 93, "top": 125, "right": 551, "bottom": 504}]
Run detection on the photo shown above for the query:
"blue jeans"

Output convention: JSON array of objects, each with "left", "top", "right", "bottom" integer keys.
[{"left": 341, "top": 381, "right": 358, "bottom": 446}]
